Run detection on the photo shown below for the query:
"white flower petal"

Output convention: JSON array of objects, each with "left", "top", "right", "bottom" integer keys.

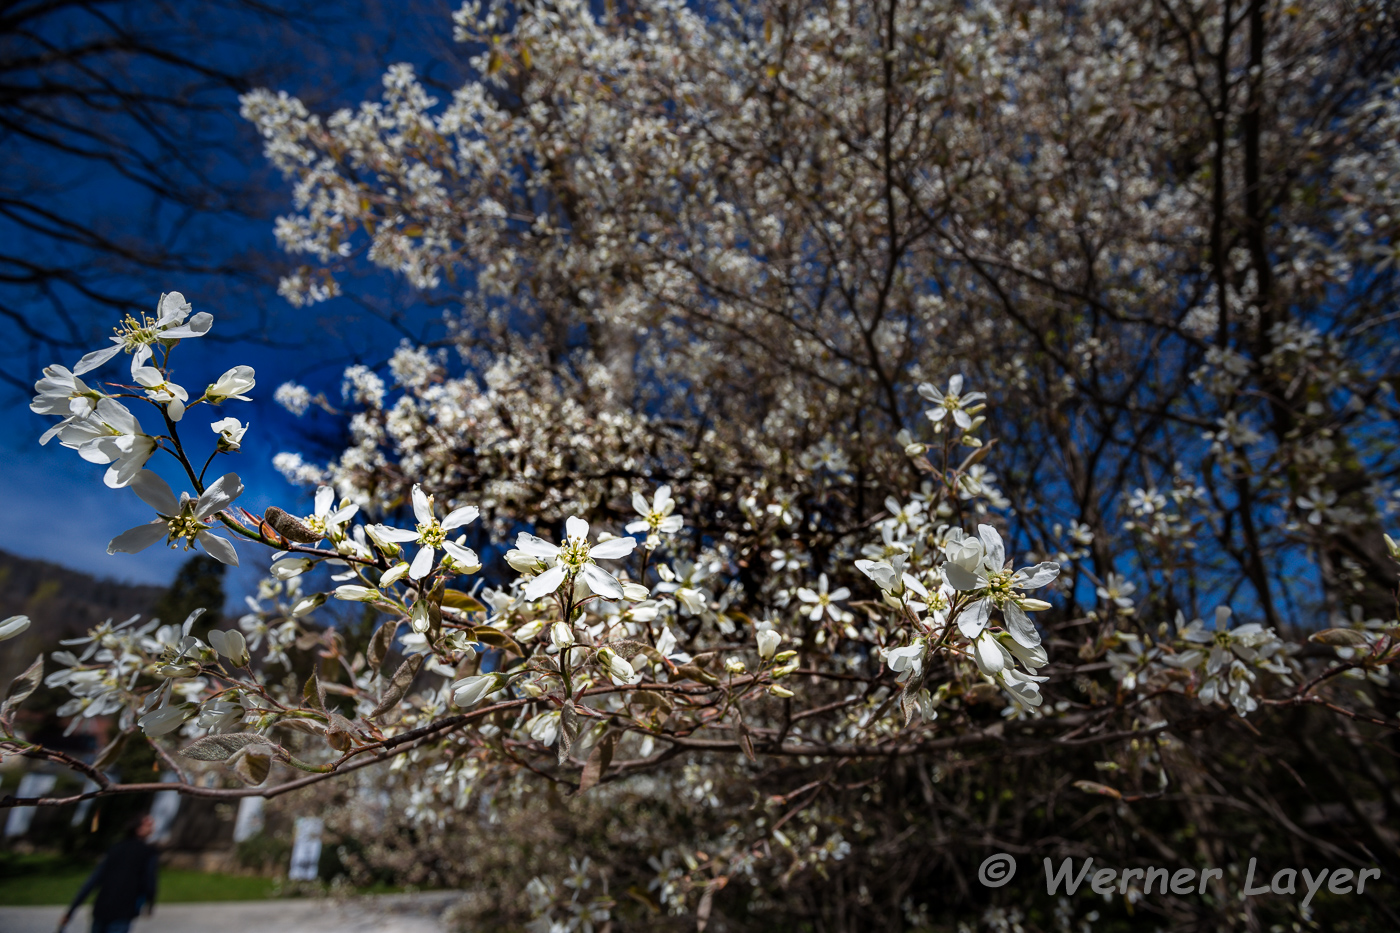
[
  {"left": 196, "top": 530, "right": 239, "bottom": 566},
  {"left": 515, "top": 532, "right": 560, "bottom": 558},
  {"left": 442, "top": 540, "right": 480, "bottom": 570},
  {"left": 1011, "top": 562, "right": 1060, "bottom": 589},
  {"left": 564, "top": 516, "right": 589, "bottom": 540},
  {"left": 1003, "top": 601, "right": 1041, "bottom": 649},
  {"left": 524, "top": 563, "right": 568, "bottom": 601},
  {"left": 411, "top": 485, "right": 432, "bottom": 524},
  {"left": 158, "top": 311, "right": 213, "bottom": 339},
  {"left": 956, "top": 598, "right": 990, "bottom": 639},
  {"left": 329, "top": 504, "right": 359, "bottom": 523},
  {"left": 107, "top": 522, "right": 168, "bottom": 555},
  {"left": 442, "top": 505, "right": 479, "bottom": 530},
  {"left": 130, "top": 469, "right": 180, "bottom": 515},
  {"left": 589, "top": 536, "right": 636, "bottom": 560},
  {"left": 374, "top": 524, "right": 421, "bottom": 543},
  {"left": 976, "top": 524, "right": 1005, "bottom": 569},
  {"left": 409, "top": 546, "right": 436, "bottom": 580},
  {"left": 72, "top": 343, "right": 124, "bottom": 375},
  {"left": 580, "top": 563, "right": 624, "bottom": 600},
  {"left": 195, "top": 472, "right": 244, "bottom": 519},
  {"left": 156, "top": 291, "right": 190, "bottom": 324},
  {"left": 942, "top": 562, "right": 983, "bottom": 591}
]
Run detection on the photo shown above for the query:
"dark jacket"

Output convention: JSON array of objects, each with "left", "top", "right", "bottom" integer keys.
[{"left": 69, "top": 837, "right": 159, "bottom": 922}]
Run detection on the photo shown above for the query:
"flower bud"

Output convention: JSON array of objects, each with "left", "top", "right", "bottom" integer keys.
[
  {"left": 205, "top": 365, "right": 256, "bottom": 403},
  {"left": 895, "top": 429, "right": 926, "bottom": 456},
  {"left": 334, "top": 584, "right": 378, "bottom": 602},
  {"left": 675, "top": 588, "right": 706, "bottom": 615},
  {"left": 211, "top": 416, "right": 247, "bottom": 451},
  {"left": 598, "top": 648, "right": 636, "bottom": 683},
  {"left": 452, "top": 674, "right": 500, "bottom": 707},
  {"left": 0, "top": 615, "right": 30, "bottom": 642},
  {"left": 551, "top": 621, "right": 575, "bottom": 649},
  {"left": 724, "top": 656, "right": 747, "bottom": 674},
  {"left": 768, "top": 684, "right": 794, "bottom": 699},
  {"left": 410, "top": 598, "right": 432, "bottom": 634},
  {"left": 365, "top": 525, "right": 403, "bottom": 558},
  {"left": 207, "top": 629, "right": 250, "bottom": 667},
  {"left": 270, "top": 557, "right": 312, "bottom": 581},
  {"left": 772, "top": 650, "right": 798, "bottom": 663},
  {"left": 756, "top": 628, "right": 781, "bottom": 660},
  {"left": 515, "top": 620, "right": 546, "bottom": 641},
  {"left": 290, "top": 593, "right": 328, "bottom": 617},
  {"left": 380, "top": 562, "right": 411, "bottom": 586},
  {"left": 507, "top": 548, "right": 546, "bottom": 573},
  {"left": 139, "top": 703, "right": 193, "bottom": 736},
  {"left": 621, "top": 581, "right": 650, "bottom": 601}
]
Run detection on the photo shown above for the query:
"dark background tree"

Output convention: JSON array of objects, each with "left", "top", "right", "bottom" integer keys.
[{"left": 0, "top": 0, "right": 460, "bottom": 390}]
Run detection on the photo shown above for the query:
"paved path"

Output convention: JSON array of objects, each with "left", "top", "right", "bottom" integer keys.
[{"left": 0, "top": 892, "right": 460, "bottom": 933}]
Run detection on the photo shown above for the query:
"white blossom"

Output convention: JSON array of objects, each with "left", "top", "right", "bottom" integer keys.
[
  {"left": 108, "top": 470, "right": 243, "bottom": 566},
  {"left": 942, "top": 525, "right": 1058, "bottom": 649},
  {"left": 796, "top": 573, "right": 852, "bottom": 623},
  {"left": 917, "top": 375, "right": 986, "bottom": 430},
  {"left": 72, "top": 292, "right": 212, "bottom": 375},
  {"left": 372, "top": 484, "right": 479, "bottom": 580},
  {"left": 211, "top": 417, "right": 247, "bottom": 451},
  {"left": 514, "top": 517, "right": 636, "bottom": 601},
  {"left": 204, "top": 365, "right": 257, "bottom": 404}
]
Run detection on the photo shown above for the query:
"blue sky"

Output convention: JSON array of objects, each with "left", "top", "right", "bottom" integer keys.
[{"left": 2, "top": 1, "right": 460, "bottom": 606}]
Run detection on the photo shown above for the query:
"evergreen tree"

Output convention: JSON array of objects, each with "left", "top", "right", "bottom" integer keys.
[{"left": 150, "top": 555, "right": 226, "bottom": 640}]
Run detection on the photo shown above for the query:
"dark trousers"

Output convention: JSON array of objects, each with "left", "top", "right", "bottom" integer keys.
[{"left": 91, "top": 919, "right": 133, "bottom": 933}]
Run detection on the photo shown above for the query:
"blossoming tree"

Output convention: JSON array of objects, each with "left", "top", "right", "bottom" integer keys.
[{"left": 5, "top": 0, "right": 1400, "bottom": 929}]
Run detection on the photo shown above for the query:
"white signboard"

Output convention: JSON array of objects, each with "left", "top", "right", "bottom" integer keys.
[
  {"left": 288, "top": 816, "right": 323, "bottom": 881},
  {"left": 233, "top": 796, "right": 265, "bottom": 843},
  {"left": 70, "top": 779, "right": 100, "bottom": 827},
  {"left": 4, "top": 773, "right": 57, "bottom": 836},
  {"left": 148, "top": 771, "right": 181, "bottom": 843}
]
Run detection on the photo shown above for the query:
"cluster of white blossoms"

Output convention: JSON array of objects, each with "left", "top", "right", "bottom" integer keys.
[
  {"left": 14, "top": 266, "right": 1400, "bottom": 928},
  {"left": 22, "top": 293, "right": 830, "bottom": 776},
  {"left": 31, "top": 292, "right": 254, "bottom": 553},
  {"left": 9, "top": 0, "right": 1400, "bottom": 914},
  {"left": 21, "top": 293, "right": 1117, "bottom": 819},
  {"left": 1100, "top": 607, "right": 1299, "bottom": 718},
  {"left": 854, "top": 378, "right": 1060, "bottom": 715}
]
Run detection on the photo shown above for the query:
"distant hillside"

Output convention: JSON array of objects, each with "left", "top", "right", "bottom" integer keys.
[{"left": 0, "top": 550, "right": 165, "bottom": 687}]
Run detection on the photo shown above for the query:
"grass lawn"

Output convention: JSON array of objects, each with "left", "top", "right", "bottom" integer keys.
[{"left": 0, "top": 852, "right": 276, "bottom": 906}]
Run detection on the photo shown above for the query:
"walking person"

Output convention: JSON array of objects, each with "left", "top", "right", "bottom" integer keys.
[{"left": 58, "top": 813, "right": 159, "bottom": 933}]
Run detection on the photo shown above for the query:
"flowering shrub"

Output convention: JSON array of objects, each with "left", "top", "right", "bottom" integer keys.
[{"left": 6, "top": 0, "right": 1400, "bottom": 929}]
